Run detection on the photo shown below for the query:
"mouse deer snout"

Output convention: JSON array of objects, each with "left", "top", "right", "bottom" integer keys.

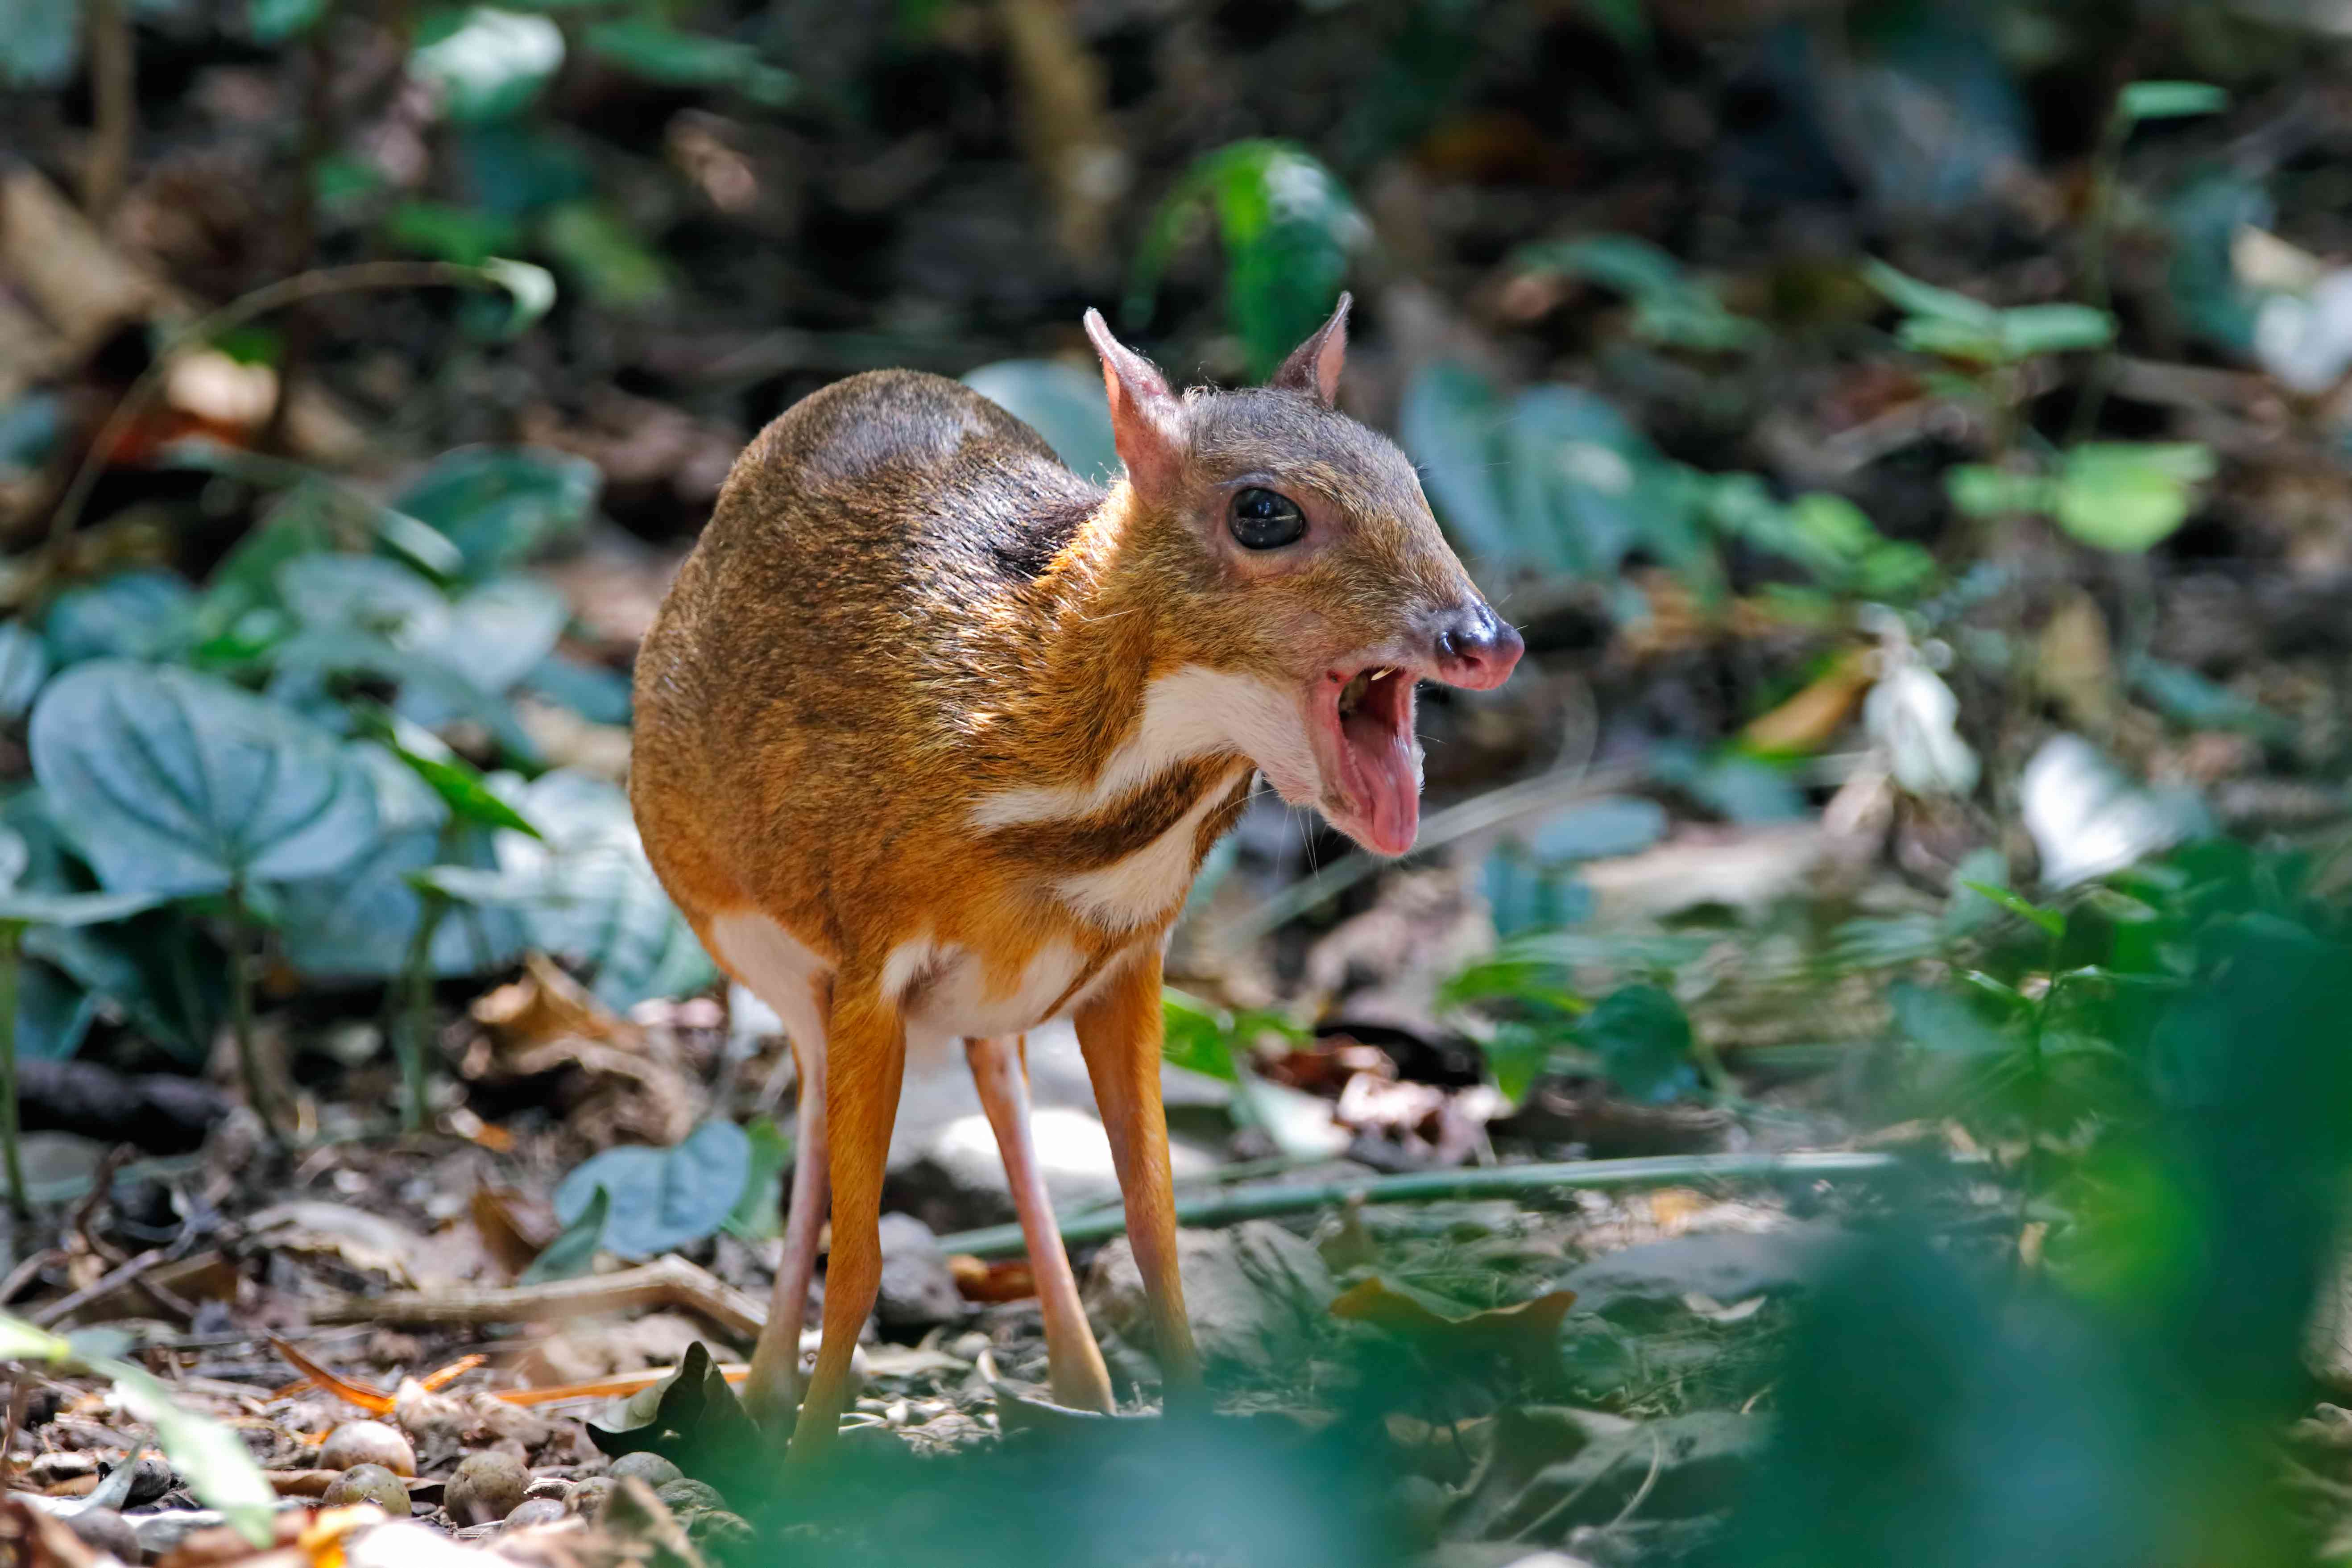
[{"left": 1430, "top": 602, "right": 1523, "bottom": 691}]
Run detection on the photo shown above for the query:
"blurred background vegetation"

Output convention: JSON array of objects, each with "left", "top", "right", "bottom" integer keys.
[{"left": 8, "top": 0, "right": 2352, "bottom": 1564}]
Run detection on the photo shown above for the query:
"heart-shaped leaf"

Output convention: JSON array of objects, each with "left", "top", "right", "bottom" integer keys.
[
  {"left": 29, "top": 662, "right": 379, "bottom": 898},
  {"left": 552, "top": 1120, "right": 751, "bottom": 1260},
  {"left": 521, "top": 1184, "right": 607, "bottom": 1284},
  {"left": 392, "top": 445, "right": 600, "bottom": 580},
  {"left": 0, "top": 622, "right": 48, "bottom": 720},
  {"left": 23, "top": 912, "right": 227, "bottom": 1062},
  {"left": 42, "top": 571, "right": 199, "bottom": 667},
  {"left": 1577, "top": 984, "right": 1698, "bottom": 1103}
]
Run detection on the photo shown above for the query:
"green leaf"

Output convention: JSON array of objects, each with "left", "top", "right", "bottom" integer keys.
[
  {"left": 2126, "top": 657, "right": 2283, "bottom": 737},
  {"left": 397, "top": 750, "right": 542, "bottom": 838},
  {"left": 1577, "top": 984, "right": 1698, "bottom": 1103},
  {"left": 1516, "top": 235, "right": 1759, "bottom": 352},
  {"left": 520, "top": 653, "right": 633, "bottom": 725},
  {"left": 0, "top": 0, "right": 77, "bottom": 88},
  {"left": 580, "top": 19, "right": 791, "bottom": 103},
  {"left": 1864, "top": 260, "right": 2001, "bottom": 330},
  {"left": 0, "top": 622, "right": 48, "bottom": 720},
  {"left": 1479, "top": 1022, "right": 1557, "bottom": 1106},
  {"left": 0, "top": 888, "right": 165, "bottom": 927},
  {"left": 1527, "top": 796, "right": 1667, "bottom": 862},
  {"left": 2052, "top": 443, "right": 2213, "bottom": 553},
  {"left": 1481, "top": 847, "right": 1592, "bottom": 940},
  {"left": 493, "top": 770, "right": 712, "bottom": 1008},
  {"left": 478, "top": 257, "right": 556, "bottom": 337},
  {"left": 1995, "top": 304, "right": 2117, "bottom": 358},
  {"left": 1130, "top": 141, "right": 1362, "bottom": 377},
  {"left": 23, "top": 912, "right": 227, "bottom": 1062},
  {"left": 410, "top": 7, "right": 564, "bottom": 122},
  {"left": 538, "top": 203, "right": 671, "bottom": 311},
  {"left": 278, "top": 554, "right": 449, "bottom": 643},
  {"left": 1400, "top": 364, "right": 1517, "bottom": 568},
  {"left": 393, "top": 445, "right": 600, "bottom": 580},
  {"left": 0, "top": 1311, "right": 75, "bottom": 1362},
  {"left": 961, "top": 360, "right": 1121, "bottom": 485},
  {"left": 106, "top": 1360, "right": 276, "bottom": 1545},
  {"left": 43, "top": 571, "right": 199, "bottom": 667},
  {"left": 1160, "top": 989, "right": 1241, "bottom": 1082},
  {"left": 1889, "top": 981, "right": 2010, "bottom": 1055},
  {"left": 28, "top": 662, "right": 379, "bottom": 898},
  {"left": 385, "top": 201, "right": 522, "bottom": 265},
  {"left": 1959, "top": 879, "right": 2065, "bottom": 937},
  {"left": 17, "top": 960, "right": 98, "bottom": 1063},
  {"left": 249, "top": 0, "right": 330, "bottom": 42},
  {"left": 723, "top": 1117, "right": 791, "bottom": 1240},
  {"left": 520, "top": 1183, "right": 607, "bottom": 1283},
  {"left": 2118, "top": 80, "right": 2226, "bottom": 123},
  {"left": 552, "top": 1121, "right": 751, "bottom": 1261}
]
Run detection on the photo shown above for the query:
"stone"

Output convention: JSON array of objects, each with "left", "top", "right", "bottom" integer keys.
[
  {"left": 1559, "top": 1225, "right": 1846, "bottom": 1320},
  {"left": 876, "top": 1212, "right": 967, "bottom": 1334},
  {"left": 1085, "top": 1220, "right": 1336, "bottom": 1377}
]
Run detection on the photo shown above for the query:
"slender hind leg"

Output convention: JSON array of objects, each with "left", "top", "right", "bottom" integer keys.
[
  {"left": 743, "top": 974, "right": 830, "bottom": 1432},
  {"left": 787, "top": 971, "right": 906, "bottom": 1461},
  {"left": 1074, "top": 951, "right": 1203, "bottom": 1404},
  {"left": 966, "top": 1033, "right": 1116, "bottom": 1411}
]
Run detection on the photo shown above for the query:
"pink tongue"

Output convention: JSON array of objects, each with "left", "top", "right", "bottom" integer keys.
[{"left": 1343, "top": 711, "right": 1420, "bottom": 855}]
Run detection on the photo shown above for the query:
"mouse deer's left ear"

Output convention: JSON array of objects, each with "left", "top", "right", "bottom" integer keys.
[
  {"left": 1270, "top": 293, "right": 1351, "bottom": 407},
  {"left": 1084, "top": 308, "right": 1186, "bottom": 502}
]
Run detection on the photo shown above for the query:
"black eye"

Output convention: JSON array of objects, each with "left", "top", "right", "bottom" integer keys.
[{"left": 1229, "top": 487, "right": 1307, "bottom": 550}]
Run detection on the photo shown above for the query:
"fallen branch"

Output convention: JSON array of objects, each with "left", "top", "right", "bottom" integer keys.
[
  {"left": 936, "top": 1150, "right": 1903, "bottom": 1258},
  {"left": 312, "top": 1256, "right": 764, "bottom": 1340}
]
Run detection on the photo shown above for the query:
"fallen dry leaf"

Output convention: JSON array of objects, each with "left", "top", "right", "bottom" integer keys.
[
  {"left": 1330, "top": 1278, "right": 1580, "bottom": 1373},
  {"left": 1743, "top": 645, "right": 1876, "bottom": 755}
]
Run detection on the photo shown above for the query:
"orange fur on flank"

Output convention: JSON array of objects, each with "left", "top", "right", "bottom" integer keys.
[{"left": 630, "top": 295, "right": 1521, "bottom": 1458}]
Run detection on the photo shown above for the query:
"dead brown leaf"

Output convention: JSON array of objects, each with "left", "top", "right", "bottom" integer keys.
[{"left": 1330, "top": 1278, "right": 1579, "bottom": 1373}]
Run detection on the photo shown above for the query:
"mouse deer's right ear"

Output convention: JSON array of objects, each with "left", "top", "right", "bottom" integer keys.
[{"left": 1084, "top": 309, "right": 1184, "bottom": 501}]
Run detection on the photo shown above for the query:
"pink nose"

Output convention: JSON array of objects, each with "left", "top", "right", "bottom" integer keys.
[{"left": 1433, "top": 603, "right": 1523, "bottom": 691}]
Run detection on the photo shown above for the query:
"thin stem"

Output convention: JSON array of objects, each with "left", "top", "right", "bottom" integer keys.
[
  {"left": 397, "top": 891, "right": 449, "bottom": 1133},
  {"left": 47, "top": 261, "right": 513, "bottom": 552},
  {"left": 0, "top": 927, "right": 25, "bottom": 1220},
  {"left": 224, "top": 887, "right": 283, "bottom": 1150},
  {"left": 933, "top": 1150, "right": 1905, "bottom": 1258}
]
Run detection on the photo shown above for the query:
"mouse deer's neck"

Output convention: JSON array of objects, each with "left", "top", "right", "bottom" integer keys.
[{"left": 1015, "top": 483, "right": 1246, "bottom": 796}]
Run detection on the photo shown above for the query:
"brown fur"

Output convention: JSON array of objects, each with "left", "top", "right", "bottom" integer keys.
[{"left": 630, "top": 307, "right": 1501, "bottom": 1456}]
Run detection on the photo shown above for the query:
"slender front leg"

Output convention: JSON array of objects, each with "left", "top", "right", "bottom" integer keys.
[
  {"left": 787, "top": 972, "right": 906, "bottom": 1462},
  {"left": 744, "top": 976, "right": 830, "bottom": 1433},
  {"left": 1072, "top": 949, "right": 1202, "bottom": 1403},
  {"left": 966, "top": 1033, "right": 1116, "bottom": 1412}
]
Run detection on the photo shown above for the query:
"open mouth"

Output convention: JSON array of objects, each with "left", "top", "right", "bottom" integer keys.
[{"left": 1313, "top": 663, "right": 1421, "bottom": 856}]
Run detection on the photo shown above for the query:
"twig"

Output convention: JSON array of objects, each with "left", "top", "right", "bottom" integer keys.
[
  {"left": 46, "top": 261, "right": 512, "bottom": 552},
  {"left": 0, "top": 1381, "right": 29, "bottom": 1490},
  {"left": 30, "top": 1248, "right": 166, "bottom": 1328},
  {"left": 82, "top": 0, "right": 135, "bottom": 223},
  {"left": 314, "top": 1256, "right": 766, "bottom": 1340},
  {"left": 63, "top": 1145, "right": 134, "bottom": 1269},
  {"left": 0, "top": 1252, "right": 58, "bottom": 1307},
  {"left": 935, "top": 1150, "right": 1902, "bottom": 1258},
  {"left": 1605, "top": 1430, "right": 1665, "bottom": 1530}
]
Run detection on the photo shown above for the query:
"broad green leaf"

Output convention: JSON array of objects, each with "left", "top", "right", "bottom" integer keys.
[
  {"left": 0, "top": 888, "right": 166, "bottom": 927},
  {"left": 0, "top": 1311, "right": 74, "bottom": 1361},
  {"left": 1577, "top": 984, "right": 1698, "bottom": 1103},
  {"left": 393, "top": 445, "right": 600, "bottom": 579},
  {"left": 1864, "top": 260, "right": 2001, "bottom": 330},
  {"left": 0, "top": 0, "right": 77, "bottom": 88},
  {"left": 264, "top": 627, "right": 542, "bottom": 761},
  {"left": 1482, "top": 847, "right": 1592, "bottom": 940},
  {"left": 581, "top": 19, "right": 791, "bottom": 103},
  {"left": 1516, "top": 235, "right": 1759, "bottom": 352},
  {"left": 2126, "top": 657, "right": 2282, "bottom": 737},
  {"left": 1959, "top": 879, "right": 2064, "bottom": 937},
  {"left": 397, "top": 749, "right": 542, "bottom": 838},
  {"left": 385, "top": 200, "right": 522, "bottom": 265},
  {"left": 43, "top": 571, "right": 199, "bottom": 667},
  {"left": 249, "top": 0, "right": 329, "bottom": 41},
  {"left": 1130, "top": 141, "right": 1363, "bottom": 377},
  {"left": 2118, "top": 80, "right": 2226, "bottom": 123},
  {"left": 1889, "top": 980, "right": 2010, "bottom": 1055},
  {"left": 1527, "top": 796, "right": 1667, "bottom": 862},
  {"left": 723, "top": 1117, "right": 792, "bottom": 1240},
  {"left": 1161, "top": 989, "right": 1241, "bottom": 1082},
  {"left": 0, "top": 622, "right": 48, "bottom": 720},
  {"left": 410, "top": 7, "right": 564, "bottom": 122},
  {"left": 17, "top": 960, "right": 99, "bottom": 1064},
  {"left": 25, "top": 912, "right": 227, "bottom": 1063},
  {"left": 538, "top": 203, "right": 671, "bottom": 311},
  {"left": 521, "top": 653, "right": 633, "bottom": 724},
  {"left": 520, "top": 1183, "right": 607, "bottom": 1283},
  {"left": 2053, "top": 443, "right": 2212, "bottom": 552},
  {"left": 28, "top": 662, "right": 378, "bottom": 898},
  {"left": 1400, "top": 364, "right": 1518, "bottom": 567},
  {"left": 493, "top": 769, "right": 712, "bottom": 1007},
  {"left": 278, "top": 554, "right": 449, "bottom": 643},
  {"left": 962, "top": 360, "right": 1120, "bottom": 484},
  {"left": 552, "top": 1121, "right": 752, "bottom": 1261},
  {"left": 108, "top": 1360, "right": 276, "bottom": 1545},
  {"left": 1946, "top": 463, "right": 2049, "bottom": 520},
  {"left": 1996, "top": 304, "right": 2116, "bottom": 358},
  {"left": 1479, "top": 1023, "right": 1556, "bottom": 1106},
  {"left": 0, "top": 827, "right": 22, "bottom": 889},
  {"left": 479, "top": 257, "right": 557, "bottom": 337}
]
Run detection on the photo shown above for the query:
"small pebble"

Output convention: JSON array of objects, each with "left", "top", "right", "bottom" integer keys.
[
  {"left": 124, "top": 1456, "right": 174, "bottom": 1507},
  {"left": 608, "top": 1452, "right": 683, "bottom": 1488},
  {"left": 503, "top": 1498, "right": 567, "bottom": 1530},
  {"left": 445, "top": 1452, "right": 530, "bottom": 1525},
  {"left": 654, "top": 1478, "right": 725, "bottom": 1515},
  {"left": 323, "top": 1464, "right": 410, "bottom": 1514},
  {"left": 65, "top": 1507, "right": 140, "bottom": 1563},
  {"left": 319, "top": 1421, "right": 417, "bottom": 1477},
  {"left": 566, "top": 1477, "right": 615, "bottom": 1520},
  {"left": 687, "top": 1510, "right": 753, "bottom": 1556}
]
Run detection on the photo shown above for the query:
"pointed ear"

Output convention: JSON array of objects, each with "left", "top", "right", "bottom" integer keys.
[
  {"left": 1083, "top": 308, "right": 1184, "bottom": 501},
  {"left": 1270, "top": 292, "right": 1351, "bottom": 407}
]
